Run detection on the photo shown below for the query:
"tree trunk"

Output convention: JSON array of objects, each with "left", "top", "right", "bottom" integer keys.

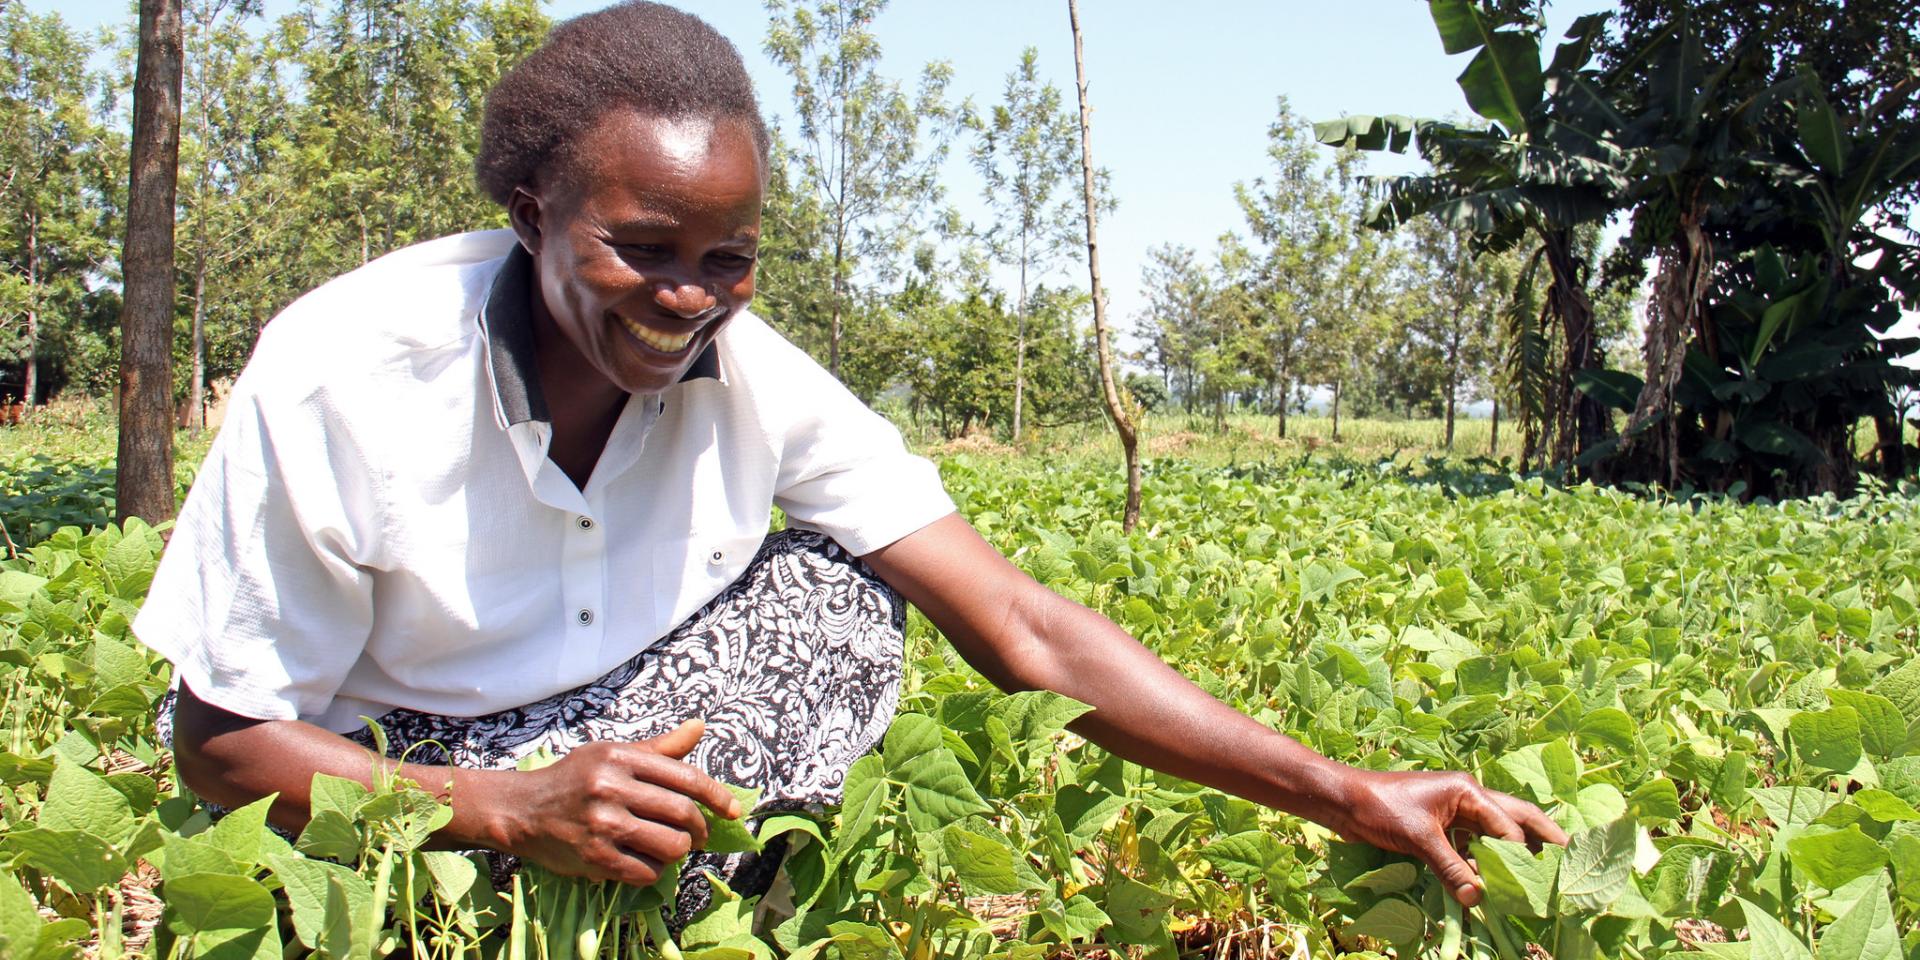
[
  {"left": 1068, "top": 0, "right": 1139, "bottom": 532},
  {"left": 1012, "top": 258, "right": 1027, "bottom": 442},
  {"left": 189, "top": 242, "right": 207, "bottom": 435},
  {"left": 22, "top": 210, "right": 37, "bottom": 408},
  {"left": 1543, "top": 232, "right": 1610, "bottom": 473},
  {"left": 1331, "top": 378, "right": 1343, "bottom": 443},
  {"left": 1490, "top": 397, "right": 1501, "bottom": 458},
  {"left": 117, "top": 0, "right": 183, "bottom": 526},
  {"left": 1622, "top": 200, "right": 1709, "bottom": 488},
  {"left": 1445, "top": 380, "right": 1457, "bottom": 451},
  {"left": 829, "top": 225, "right": 846, "bottom": 379}
]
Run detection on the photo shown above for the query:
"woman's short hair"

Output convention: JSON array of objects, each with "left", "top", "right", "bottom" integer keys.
[{"left": 474, "top": 1, "right": 770, "bottom": 206}]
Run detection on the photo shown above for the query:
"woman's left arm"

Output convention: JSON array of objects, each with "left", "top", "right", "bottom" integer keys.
[{"left": 861, "top": 513, "right": 1567, "bottom": 906}]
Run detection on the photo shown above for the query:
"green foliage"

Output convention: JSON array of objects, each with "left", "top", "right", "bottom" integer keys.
[{"left": 6, "top": 447, "right": 1920, "bottom": 957}]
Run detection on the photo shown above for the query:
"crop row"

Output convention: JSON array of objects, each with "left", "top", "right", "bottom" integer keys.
[{"left": 2, "top": 455, "right": 1917, "bottom": 959}]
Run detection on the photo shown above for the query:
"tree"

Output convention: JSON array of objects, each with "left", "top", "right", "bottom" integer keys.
[
  {"left": 119, "top": 0, "right": 184, "bottom": 525},
  {"left": 0, "top": 7, "right": 114, "bottom": 410},
  {"left": 1138, "top": 243, "right": 1210, "bottom": 416},
  {"left": 764, "top": 0, "right": 955, "bottom": 379},
  {"left": 1067, "top": 0, "right": 1140, "bottom": 532},
  {"left": 1315, "top": 6, "right": 1624, "bottom": 471},
  {"left": 969, "top": 46, "right": 1082, "bottom": 442},
  {"left": 176, "top": 0, "right": 288, "bottom": 433},
  {"left": 1236, "top": 97, "right": 1363, "bottom": 439},
  {"left": 1402, "top": 215, "right": 1502, "bottom": 448}
]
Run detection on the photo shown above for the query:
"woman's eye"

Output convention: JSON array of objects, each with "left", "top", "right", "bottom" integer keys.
[
  {"left": 618, "top": 244, "right": 668, "bottom": 259},
  {"left": 710, "top": 252, "right": 757, "bottom": 269}
]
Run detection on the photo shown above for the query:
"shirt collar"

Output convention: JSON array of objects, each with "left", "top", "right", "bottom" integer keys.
[{"left": 478, "top": 244, "right": 722, "bottom": 428}]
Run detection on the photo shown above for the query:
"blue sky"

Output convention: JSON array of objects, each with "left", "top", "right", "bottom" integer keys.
[{"left": 45, "top": 0, "right": 1621, "bottom": 327}]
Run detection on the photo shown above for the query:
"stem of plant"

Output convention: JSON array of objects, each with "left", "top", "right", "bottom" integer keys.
[{"left": 642, "top": 907, "right": 681, "bottom": 960}]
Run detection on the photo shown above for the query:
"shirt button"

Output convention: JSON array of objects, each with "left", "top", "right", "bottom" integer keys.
[
  {"left": 710, "top": 550, "right": 724, "bottom": 563},
  {"left": 576, "top": 516, "right": 594, "bottom": 531},
  {"left": 576, "top": 608, "right": 594, "bottom": 626}
]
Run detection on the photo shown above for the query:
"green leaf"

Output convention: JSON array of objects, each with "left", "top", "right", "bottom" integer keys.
[
  {"left": 162, "top": 873, "right": 279, "bottom": 957},
  {"left": 1458, "top": 31, "right": 1544, "bottom": 135},
  {"left": 1349, "top": 898, "right": 1426, "bottom": 951},
  {"left": 1628, "top": 778, "right": 1684, "bottom": 824},
  {"left": 940, "top": 824, "right": 1031, "bottom": 896},
  {"left": 1794, "top": 67, "right": 1849, "bottom": 176},
  {"left": 1790, "top": 707, "right": 1864, "bottom": 774},
  {"left": 1199, "top": 831, "right": 1293, "bottom": 887},
  {"left": 1556, "top": 819, "right": 1636, "bottom": 912},
  {"left": 1470, "top": 837, "right": 1560, "bottom": 919},
  {"left": 1643, "top": 842, "right": 1735, "bottom": 919},
  {"left": 1102, "top": 876, "right": 1173, "bottom": 945},
  {"left": 1827, "top": 690, "right": 1908, "bottom": 759},
  {"left": 1750, "top": 786, "right": 1836, "bottom": 828},
  {"left": 1427, "top": 0, "right": 1483, "bottom": 56},
  {"left": 1818, "top": 872, "right": 1900, "bottom": 960},
  {"left": 703, "top": 784, "right": 763, "bottom": 854},
  {"left": 884, "top": 715, "right": 990, "bottom": 833},
  {"left": 1851, "top": 789, "right": 1920, "bottom": 824},
  {"left": 835, "top": 753, "right": 887, "bottom": 857},
  {"left": 1300, "top": 561, "right": 1364, "bottom": 604},
  {"left": 1786, "top": 827, "right": 1888, "bottom": 891},
  {"left": 1736, "top": 897, "right": 1814, "bottom": 960},
  {"left": 7, "top": 827, "right": 128, "bottom": 892},
  {"left": 205, "top": 794, "right": 278, "bottom": 867},
  {"left": 0, "top": 870, "right": 87, "bottom": 960},
  {"left": 40, "top": 756, "right": 135, "bottom": 847},
  {"left": 1345, "top": 861, "right": 1420, "bottom": 896},
  {"left": 266, "top": 853, "right": 372, "bottom": 955},
  {"left": 1574, "top": 369, "right": 1645, "bottom": 413},
  {"left": 295, "top": 809, "right": 363, "bottom": 863},
  {"left": 1576, "top": 707, "right": 1637, "bottom": 753},
  {"left": 1042, "top": 894, "right": 1110, "bottom": 942}
]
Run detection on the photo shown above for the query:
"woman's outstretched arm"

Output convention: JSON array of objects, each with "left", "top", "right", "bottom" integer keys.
[{"left": 861, "top": 513, "right": 1568, "bottom": 906}]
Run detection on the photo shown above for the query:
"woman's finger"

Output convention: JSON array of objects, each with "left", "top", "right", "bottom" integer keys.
[
  {"left": 1457, "top": 787, "right": 1527, "bottom": 844},
  {"left": 622, "top": 749, "right": 742, "bottom": 819},
  {"left": 1414, "top": 827, "right": 1485, "bottom": 907},
  {"left": 625, "top": 784, "right": 711, "bottom": 849},
  {"left": 1490, "top": 789, "right": 1570, "bottom": 846}
]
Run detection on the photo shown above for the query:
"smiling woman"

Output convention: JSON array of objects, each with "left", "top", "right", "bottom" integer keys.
[{"left": 136, "top": 0, "right": 1563, "bottom": 928}]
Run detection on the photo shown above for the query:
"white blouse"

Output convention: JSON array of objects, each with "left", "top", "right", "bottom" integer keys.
[{"left": 134, "top": 230, "right": 955, "bottom": 733}]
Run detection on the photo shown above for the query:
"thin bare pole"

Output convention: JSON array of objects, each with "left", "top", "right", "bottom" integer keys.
[{"left": 1067, "top": 0, "right": 1140, "bottom": 531}]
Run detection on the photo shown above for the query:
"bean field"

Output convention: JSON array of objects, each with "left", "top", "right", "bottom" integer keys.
[{"left": 3, "top": 423, "right": 1919, "bottom": 960}]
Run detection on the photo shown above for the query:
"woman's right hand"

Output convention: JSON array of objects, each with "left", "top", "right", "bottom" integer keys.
[{"left": 494, "top": 719, "right": 742, "bottom": 887}]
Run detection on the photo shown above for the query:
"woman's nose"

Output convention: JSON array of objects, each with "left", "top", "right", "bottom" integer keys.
[{"left": 654, "top": 281, "right": 717, "bottom": 319}]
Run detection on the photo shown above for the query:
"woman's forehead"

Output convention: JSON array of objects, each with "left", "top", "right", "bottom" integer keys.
[{"left": 555, "top": 110, "right": 766, "bottom": 217}]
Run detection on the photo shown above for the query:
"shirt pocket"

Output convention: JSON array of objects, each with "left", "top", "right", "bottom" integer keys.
[{"left": 652, "top": 530, "right": 768, "bottom": 630}]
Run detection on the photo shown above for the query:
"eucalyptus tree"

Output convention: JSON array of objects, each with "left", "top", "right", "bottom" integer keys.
[
  {"left": 1235, "top": 97, "right": 1357, "bottom": 439},
  {"left": 764, "top": 0, "right": 957, "bottom": 379},
  {"left": 1403, "top": 215, "right": 1502, "bottom": 449},
  {"left": 0, "top": 6, "right": 115, "bottom": 410},
  {"left": 1139, "top": 243, "right": 1211, "bottom": 415},
  {"left": 969, "top": 46, "right": 1082, "bottom": 442},
  {"left": 177, "top": 0, "right": 287, "bottom": 433}
]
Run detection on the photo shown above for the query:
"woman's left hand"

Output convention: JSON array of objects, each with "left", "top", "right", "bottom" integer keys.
[{"left": 1323, "top": 767, "right": 1570, "bottom": 906}]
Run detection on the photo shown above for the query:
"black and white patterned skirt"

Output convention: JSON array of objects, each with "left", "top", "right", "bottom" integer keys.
[{"left": 162, "top": 529, "right": 905, "bottom": 919}]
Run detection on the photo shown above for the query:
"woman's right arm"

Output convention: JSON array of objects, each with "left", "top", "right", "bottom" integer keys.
[{"left": 170, "top": 682, "right": 740, "bottom": 886}]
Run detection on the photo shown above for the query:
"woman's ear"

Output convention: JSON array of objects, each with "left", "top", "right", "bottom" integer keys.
[{"left": 507, "top": 186, "right": 543, "bottom": 255}]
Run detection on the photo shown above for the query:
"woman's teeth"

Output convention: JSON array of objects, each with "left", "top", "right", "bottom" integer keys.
[{"left": 620, "top": 316, "right": 695, "bottom": 353}]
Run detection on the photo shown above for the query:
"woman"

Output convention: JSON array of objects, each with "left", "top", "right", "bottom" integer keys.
[{"left": 139, "top": 0, "right": 1563, "bottom": 922}]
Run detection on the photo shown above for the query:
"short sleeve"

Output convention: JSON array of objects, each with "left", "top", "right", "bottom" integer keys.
[
  {"left": 770, "top": 362, "right": 954, "bottom": 557},
  {"left": 133, "top": 384, "right": 379, "bottom": 723}
]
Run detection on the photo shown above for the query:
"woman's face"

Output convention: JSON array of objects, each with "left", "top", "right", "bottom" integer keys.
[{"left": 511, "top": 110, "right": 763, "bottom": 397}]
